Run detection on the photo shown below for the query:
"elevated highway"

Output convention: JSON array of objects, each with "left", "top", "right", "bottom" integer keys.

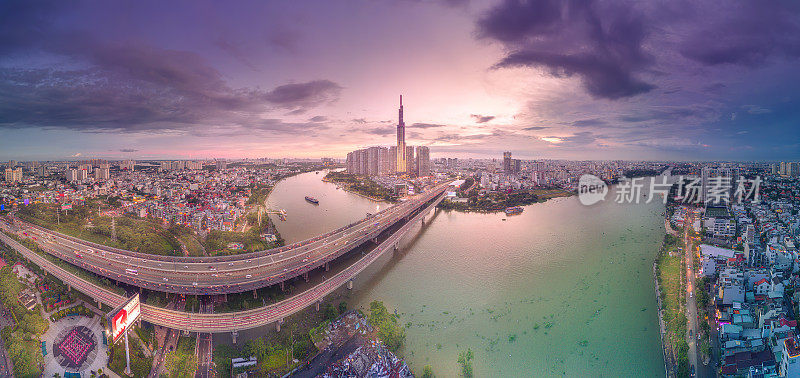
[
  {"left": 0, "top": 182, "right": 451, "bottom": 295},
  {"left": 0, "top": 190, "right": 445, "bottom": 333}
]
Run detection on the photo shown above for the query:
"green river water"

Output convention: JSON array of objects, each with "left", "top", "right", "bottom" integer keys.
[{"left": 267, "top": 171, "right": 666, "bottom": 377}]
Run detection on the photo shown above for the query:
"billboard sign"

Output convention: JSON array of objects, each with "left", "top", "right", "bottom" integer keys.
[{"left": 107, "top": 294, "right": 141, "bottom": 343}]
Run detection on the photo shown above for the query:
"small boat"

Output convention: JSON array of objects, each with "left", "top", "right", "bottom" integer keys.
[
  {"left": 505, "top": 206, "right": 523, "bottom": 216},
  {"left": 305, "top": 196, "right": 319, "bottom": 204}
]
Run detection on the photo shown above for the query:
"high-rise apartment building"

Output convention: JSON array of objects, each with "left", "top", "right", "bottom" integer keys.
[
  {"left": 503, "top": 151, "right": 513, "bottom": 173},
  {"left": 346, "top": 147, "right": 391, "bottom": 177},
  {"left": 4, "top": 168, "right": 22, "bottom": 182},
  {"left": 120, "top": 160, "right": 135, "bottom": 171},
  {"left": 65, "top": 168, "right": 78, "bottom": 182},
  {"left": 388, "top": 146, "right": 397, "bottom": 174},
  {"left": 415, "top": 146, "right": 430, "bottom": 177},
  {"left": 95, "top": 164, "right": 110, "bottom": 180},
  {"left": 405, "top": 146, "right": 414, "bottom": 175}
]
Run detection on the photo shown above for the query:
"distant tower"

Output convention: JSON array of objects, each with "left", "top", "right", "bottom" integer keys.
[{"left": 396, "top": 95, "right": 407, "bottom": 173}]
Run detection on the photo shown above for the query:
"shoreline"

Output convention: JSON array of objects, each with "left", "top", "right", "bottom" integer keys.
[
  {"left": 437, "top": 191, "right": 575, "bottom": 214},
  {"left": 320, "top": 177, "right": 392, "bottom": 203},
  {"left": 653, "top": 259, "right": 671, "bottom": 377}
]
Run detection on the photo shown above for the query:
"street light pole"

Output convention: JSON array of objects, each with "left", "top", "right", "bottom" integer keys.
[{"left": 124, "top": 328, "right": 131, "bottom": 376}]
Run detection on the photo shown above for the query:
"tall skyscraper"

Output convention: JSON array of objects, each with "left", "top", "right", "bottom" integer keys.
[
  {"left": 396, "top": 95, "right": 406, "bottom": 173},
  {"left": 503, "top": 151, "right": 512, "bottom": 173}
]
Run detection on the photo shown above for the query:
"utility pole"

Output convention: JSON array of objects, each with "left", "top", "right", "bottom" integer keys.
[{"left": 124, "top": 327, "right": 132, "bottom": 375}]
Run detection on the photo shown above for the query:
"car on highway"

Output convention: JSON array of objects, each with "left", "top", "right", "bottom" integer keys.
[{"left": 245, "top": 274, "right": 252, "bottom": 278}]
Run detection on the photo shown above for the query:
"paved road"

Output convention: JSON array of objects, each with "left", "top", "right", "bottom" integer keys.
[
  {"left": 0, "top": 192, "right": 445, "bottom": 333},
  {"left": 195, "top": 299, "right": 214, "bottom": 378},
  {"left": 683, "top": 208, "right": 713, "bottom": 378},
  {"left": 0, "top": 182, "right": 451, "bottom": 295}
]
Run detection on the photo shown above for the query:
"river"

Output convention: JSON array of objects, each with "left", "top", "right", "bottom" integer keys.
[{"left": 267, "top": 171, "right": 666, "bottom": 376}]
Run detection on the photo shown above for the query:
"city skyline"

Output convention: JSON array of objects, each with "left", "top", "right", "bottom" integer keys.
[{"left": 1, "top": 1, "right": 800, "bottom": 161}]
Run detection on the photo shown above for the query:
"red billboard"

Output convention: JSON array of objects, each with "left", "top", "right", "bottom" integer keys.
[{"left": 107, "top": 294, "right": 141, "bottom": 343}]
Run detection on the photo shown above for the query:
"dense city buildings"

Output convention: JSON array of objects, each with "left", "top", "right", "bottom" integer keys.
[{"left": 345, "top": 96, "right": 431, "bottom": 179}]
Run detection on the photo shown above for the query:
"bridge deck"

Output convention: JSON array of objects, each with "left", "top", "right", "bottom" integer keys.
[{"left": 0, "top": 192, "right": 445, "bottom": 333}]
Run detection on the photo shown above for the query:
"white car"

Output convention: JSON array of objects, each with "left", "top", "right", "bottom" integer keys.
[{"left": 245, "top": 274, "right": 252, "bottom": 278}]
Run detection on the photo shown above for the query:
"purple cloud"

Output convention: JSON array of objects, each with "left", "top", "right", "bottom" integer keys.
[
  {"left": 470, "top": 114, "right": 495, "bottom": 123},
  {"left": 478, "top": 0, "right": 655, "bottom": 99}
]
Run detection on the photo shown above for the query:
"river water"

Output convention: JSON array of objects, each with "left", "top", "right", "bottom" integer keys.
[{"left": 268, "top": 171, "right": 666, "bottom": 376}]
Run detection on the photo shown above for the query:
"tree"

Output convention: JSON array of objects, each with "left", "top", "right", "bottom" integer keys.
[
  {"left": 323, "top": 303, "right": 339, "bottom": 321},
  {"left": 457, "top": 349, "right": 474, "bottom": 377},
  {"left": 367, "top": 301, "right": 405, "bottom": 352},
  {"left": 338, "top": 301, "right": 347, "bottom": 314},
  {"left": 421, "top": 365, "right": 435, "bottom": 378}
]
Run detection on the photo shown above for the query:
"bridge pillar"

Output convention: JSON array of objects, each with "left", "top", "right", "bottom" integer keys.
[
  {"left": 276, "top": 318, "right": 284, "bottom": 332},
  {"left": 373, "top": 238, "right": 378, "bottom": 244},
  {"left": 67, "top": 284, "right": 71, "bottom": 292},
  {"left": 231, "top": 331, "right": 238, "bottom": 344},
  {"left": 253, "top": 290, "right": 257, "bottom": 299},
  {"left": 303, "top": 272, "right": 309, "bottom": 282},
  {"left": 280, "top": 281, "right": 285, "bottom": 291},
  {"left": 325, "top": 262, "right": 329, "bottom": 272},
  {"left": 347, "top": 280, "right": 353, "bottom": 290},
  {"left": 316, "top": 301, "right": 320, "bottom": 312}
]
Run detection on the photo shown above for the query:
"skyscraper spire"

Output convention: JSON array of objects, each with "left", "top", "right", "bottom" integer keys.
[{"left": 397, "top": 95, "right": 406, "bottom": 173}]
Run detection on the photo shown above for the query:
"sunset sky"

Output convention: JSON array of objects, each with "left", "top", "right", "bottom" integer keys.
[{"left": 1, "top": 0, "right": 799, "bottom": 161}]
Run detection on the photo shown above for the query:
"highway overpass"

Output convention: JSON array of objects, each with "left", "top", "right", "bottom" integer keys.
[
  {"left": 1, "top": 181, "right": 451, "bottom": 295},
  {"left": 0, "top": 189, "right": 446, "bottom": 333}
]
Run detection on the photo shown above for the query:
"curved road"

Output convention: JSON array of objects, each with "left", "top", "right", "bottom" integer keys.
[
  {"left": 0, "top": 192, "right": 446, "bottom": 333},
  {"left": 1, "top": 182, "right": 451, "bottom": 295}
]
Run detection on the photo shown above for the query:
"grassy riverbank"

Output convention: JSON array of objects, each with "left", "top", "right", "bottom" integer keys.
[
  {"left": 655, "top": 232, "right": 690, "bottom": 377},
  {"left": 438, "top": 188, "right": 574, "bottom": 213},
  {"left": 323, "top": 171, "right": 397, "bottom": 202}
]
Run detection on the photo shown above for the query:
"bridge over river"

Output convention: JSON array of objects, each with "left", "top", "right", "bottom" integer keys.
[{"left": 0, "top": 182, "right": 450, "bottom": 333}]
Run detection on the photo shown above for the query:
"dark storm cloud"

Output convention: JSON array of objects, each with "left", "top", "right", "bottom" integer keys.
[
  {"left": 470, "top": 114, "right": 495, "bottom": 123},
  {"left": 411, "top": 123, "right": 445, "bottom": 129},
  {"left": 0, "top": 66, "right": 338, "bottom": 134},
  {"left": 0, "top": 45, "right": 341, "bottom": 132},
  {"left": 263, "top": 80, "right": 342, "bottom": 109},
  {"left": 309, "top": 115, "right": 328, "bottom": 122},
  {"left": 478, "top": 0, "right": 655, "bottom": 99},
  {"left": 572, "top": 119, "right": 607, "bottom": 127},
  {"left": 0, "top": 2, "right": 342, "bottom": 133},
  {"left": 617, "top": 105, "right": 718, "bottom": 124},
  {"left": 678, "top": 1, "right": 800, "bottom": 66},
  {"left": 522, "top": 126, "right": 548, "bottom": 130}
]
